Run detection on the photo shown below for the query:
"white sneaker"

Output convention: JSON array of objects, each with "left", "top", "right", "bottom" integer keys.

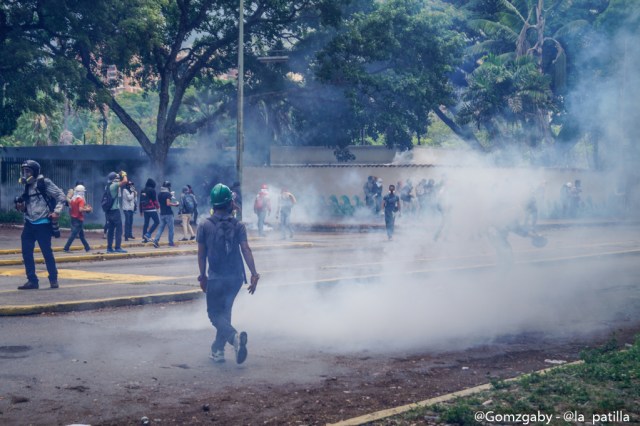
[
  {"left": 233, "top": 331, "right": 248, "bottom": 364},
  {"left": 209, "top": 349, "right": 225, "bottom": 363}
]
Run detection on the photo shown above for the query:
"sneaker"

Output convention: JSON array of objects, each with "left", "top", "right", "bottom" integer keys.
[
  {"left": 114, "top": 248, "right": 128, "bottom": 253},
  {"left": 50, "top": 281, "right": 59, "bottom": 289},
  {"left": 63, "top": 248, "right": 70, "bottom": 253},
  {"left": 142, "top": 236, "right": 149, "bottom": 243},
  {"left": 18, "top": 281, "right": 39, "bottom": 290},
  {"left": 168, "top": 243, "right": 176, "bottom": 247},
  {"left": 179, "top": 238, "right": 188, "bottom": 242},
  {"left": 190, "top": 236, "right": 196, "bottom": 241},
  {"left": 106, "top": 248, "right": 115, "bottom": 253},
  {"left": 85, "top": 247, "right": 91, "bottom": 252},
  {"left": 153, "top": 241, "right": 159, "bottom": 248},
  {"left": 209, "top": 350, "right": 225, "bottom": 363},
  {"left": 233, "top": 331, "right": 248, "bottom": 364},
  {"left": 129, "top": 236, "right": 136, "bottom": 240}
]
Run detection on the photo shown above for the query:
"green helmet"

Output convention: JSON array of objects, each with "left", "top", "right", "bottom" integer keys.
[{"left": 210, "top": 183, "right": 233, "bottom": 207}]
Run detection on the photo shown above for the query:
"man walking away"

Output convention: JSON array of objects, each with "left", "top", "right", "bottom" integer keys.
[
  {"left": 140, "top": 178, "right": 160, "bottom": 242},
  {"left": 104, "top": 171, "right": 128, "bottom": 253},
  {"left": 198, "top": 183, "right": 260, "bottom": 364},
  {"left": 382, "top": 184, "right": 401, "bottom": 240},
  {"left": 276, "top": 188, "right": 297, "bottom": 239},
  {"left": 14, "top": 160, "right": 66, "bottom": 289},
  {"left": 253, "top": 184, "right": 271, "bottom": 237},
  {"left": 153, "top": 181, "right": 179, "bottom": 248},
  {"left": 179, "top": 185, "right": 197, "bottom": 241},
  {"left": 63, "top": 185, "right": 92, "bottom": 253}
]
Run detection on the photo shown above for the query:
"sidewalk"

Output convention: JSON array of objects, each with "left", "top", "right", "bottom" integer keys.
[
  {"left": 0, "top": 218, "right": 635, "bottom": 316},
  {"left": 0, "top": 223, "right": 312, "bottom": 316}
]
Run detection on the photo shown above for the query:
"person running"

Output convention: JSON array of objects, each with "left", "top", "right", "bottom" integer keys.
[
  {"left": 152, "top": 180, "right": 179, "bottom": 248},
  {"left": 63, "top": 185, "right": 92, "bottom": 253},
  {"left": 382, "top": 184, "right": 401, "bottom": 240},
  {"left": 140, "top": 178, "right": 160, "bottom": 243},
  {"left": 197, "top": 183, "right": 260, "bottom": 364},
  {"left": 14, "top": 160, "right": 67, "bottom": 289}
]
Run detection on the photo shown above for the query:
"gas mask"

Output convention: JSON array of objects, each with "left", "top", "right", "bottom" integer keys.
[{"left": 19, "top": 168, "right": 35, "bottom": 185}]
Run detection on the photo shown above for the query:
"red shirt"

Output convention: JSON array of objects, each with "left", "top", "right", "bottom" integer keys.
[{"left": 70, "top": 197, "right": 86, "bottom": 221}]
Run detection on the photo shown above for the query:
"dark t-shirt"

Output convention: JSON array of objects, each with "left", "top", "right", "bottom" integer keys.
[
  {"left": 196, "top": 213, "right": 247, "bottom": 280},
  {"left": 383, "top": 193, "right": 400, "bottom": 214},
  {"left": 158, "top": 191, "right": 173, "bottom": 215}
]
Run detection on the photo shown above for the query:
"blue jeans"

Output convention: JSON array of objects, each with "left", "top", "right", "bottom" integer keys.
[
  {"left": 64, "top": 218, "right": 90, "bottom": 251},
  {"left": 142, "top": 210, "right": 159, "bottom": 237},
  {"left": 206, "top": 278, "right": 243, "bottom": 353},
  {"left": 106, "top": 209, "right": 123, "bottom": 250},
  {"left": 384, "top": 210, "right": 395, "bottom": 238},
  {"left": 257, "top": 210, "right": 267, "bottom": 236},
  {"left": 124, "top": 210, "right": 134, "bottom": 238},
  {"left": 22, "top": 221, "right": 57, "bottom": 284},
  {"left": 280, "top": 208, "right": 293, "bottom": 238},
  {"left": 154, "top": 214, "right": 175, "bottom": 245}
]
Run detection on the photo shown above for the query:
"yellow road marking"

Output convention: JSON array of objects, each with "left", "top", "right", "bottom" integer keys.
[{"left": 0, "top": 268, "right": 174, "bottom": 282}]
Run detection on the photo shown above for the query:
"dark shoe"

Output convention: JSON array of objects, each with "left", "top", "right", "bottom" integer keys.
[
  {"left": 142, "top": 236, "right": 149, "bottom": 243},
  {"left": 106, "top": 248, "right": 115, "bottom": 253},
  {"left": 153, "top": 241, "right": 159, "bottom": 248},
  {"left": 233, "top": 331, "right": 248, "bottom": 364},
  {"left": 63, "top": 248, "right": 70, "bottom": 253},
  {"left": 129, "top": 236, "right": 136, "bottom": 240},
  {"left": 114, "top": 248, "right": 128, "bottom": 253},
  {"left": 179, "top": 238, "right": 188, "bottom": 242},
  {"left": 85, "top": 247, "right": 91, "bottom": 252},
  {"left": 50, "top": 281, "right": 59, "bottom": 289},
  {"left": 209, "top": 350, "right": 225, "bottom": 363},
  {"left": 189, "top": 236, "right": 196, "bottom": 240},
  {"left": 168, "top": 243, "right": 176, "bottom": 247},
  {"left": 18, "top": 281, "right": 39, "bottom": 290},
  {"left": 124, "top": 238, "right": 129, "bottom": 241}
]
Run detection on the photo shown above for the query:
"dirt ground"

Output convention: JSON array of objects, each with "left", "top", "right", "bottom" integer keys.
[{"left": 94, "top": 324, "right": 640, "bottom": 426}]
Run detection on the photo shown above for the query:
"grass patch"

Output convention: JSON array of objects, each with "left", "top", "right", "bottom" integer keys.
[{"left": 372, "top": 335, "right": 640, "bottom": 425}]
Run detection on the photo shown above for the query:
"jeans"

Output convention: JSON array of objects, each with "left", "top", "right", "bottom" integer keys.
[
  {"left": 64, "top": 218, "right": 90, "bottom": 251},
  {"left": 257, "top": 210, "right": 267, "bottom": 236},
  {"left": 106, "top": 209, "right": 123, "bottom": 250},
  {"left": 180, "top": 213, "right": 194, "bottom": 239},
  {"left": 280, "top": 208, "right": 293, "bottom": 238},
  {"left": 22, "top": 221, "right": 57, "bottom": 284},
  {"left": 154, "top": 214, "right": 175, "bottom": 245},
  {"left": 384, "top": 210, "right": 395, "bottom": 238},
  {"left": 124, "top": 210, "right": 134, "bottom": 238},
  {"left": 206, "top": 278, "right": 243, "bottom": 353},
  {"left": 142, "top": 210, "right": 159, "bottom": 238}
]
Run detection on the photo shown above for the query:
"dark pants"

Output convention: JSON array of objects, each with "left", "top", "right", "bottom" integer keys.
[
  {"left": 124, "top": 210, "right": 134, "bottom": 238},
  {"left": 64, "top": 218, "right": 90, "bottom": 251},
  {"left": 384, "top": 210, "right": 395, "bottom": 238},
  {"left": 22, "top": 221, "right": 57, "bottom": 284},
  {"left": 106, "top": 209, "right": 123, "bottom": 250},
  {"left": 142, "top": 210, "right": 159, "bottom": 238},
  {"left": 206, "top": 277, "right": 243, "bottom": 353}
]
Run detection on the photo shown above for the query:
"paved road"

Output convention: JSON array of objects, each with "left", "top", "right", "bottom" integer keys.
[{"left": 1, "top": 223, "right": 639, "bottom": 424}]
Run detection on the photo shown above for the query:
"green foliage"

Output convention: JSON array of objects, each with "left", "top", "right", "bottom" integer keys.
[{"left": 0, "top": 209, "right": 23, "bottom": 224}]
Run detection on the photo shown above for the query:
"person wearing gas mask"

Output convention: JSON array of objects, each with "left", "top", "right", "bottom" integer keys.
[{"left": 14, "top": 160, "right": 66, "bottom": 290}]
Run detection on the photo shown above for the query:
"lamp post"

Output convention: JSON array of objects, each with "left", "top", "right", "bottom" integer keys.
[{"left": 236, "top": 0, "right": 244, "bottom": 220}]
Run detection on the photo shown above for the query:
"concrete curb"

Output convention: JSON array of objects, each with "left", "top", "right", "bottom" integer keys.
[
  {"left": 327, "top": 360, "right": 584, "bottom": 426},
  {"left": 0, "top": 242, "right": 314, "bottom": 266},
  {"left": 0, "top": 289, "right": 203, "bottom": 316}
]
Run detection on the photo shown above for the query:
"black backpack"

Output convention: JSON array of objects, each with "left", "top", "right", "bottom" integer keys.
[
  {"left": 207, "top": 215, "right": 246, "bottom": 281},
  {"left": 101, "top": 184, "right": 115, "bottom": 212}
]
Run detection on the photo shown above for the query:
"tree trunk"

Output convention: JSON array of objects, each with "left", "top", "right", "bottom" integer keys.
[{"left": 433, "top": 107, "right": 487, "bottom": 152}]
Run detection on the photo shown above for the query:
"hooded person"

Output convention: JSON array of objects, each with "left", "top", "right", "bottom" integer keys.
[
  {"left": 14, "top": 160, "right": 67, "bottom": 290},
  {"left": 140, "top": 178, "right": 160, "bottom": 242},
  {"left": 197, "top": 183, "right": 260, "bottom": 364},
  {"left": 63, "top": 185, "right": 92, "bottom": 253}
]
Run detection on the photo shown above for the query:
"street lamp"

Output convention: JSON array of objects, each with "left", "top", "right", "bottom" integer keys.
[{"left": 236, "top": 0, "right": 244, "bottom": 220}]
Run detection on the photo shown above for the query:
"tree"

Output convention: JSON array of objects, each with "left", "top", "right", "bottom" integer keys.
[
  {"left": 310, "top": 0, "right": 475, "bottom": 153},
  {"left": 5, "top": 0, "right": 342, "bottom": 175}
]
